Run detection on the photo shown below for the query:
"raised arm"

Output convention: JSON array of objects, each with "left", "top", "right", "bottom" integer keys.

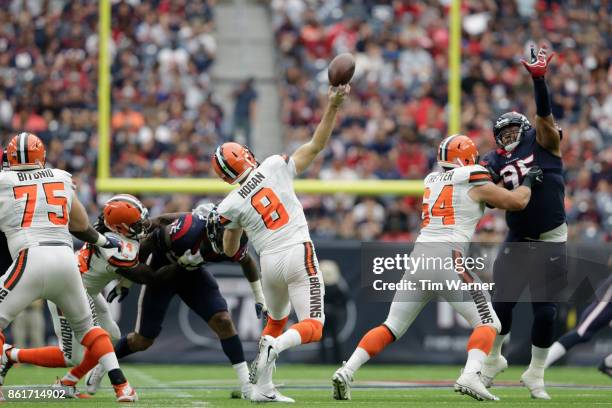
[
  {"left": 521, "top": 45, "right": 561, "bottom": 156},
  {"left": 291, "top": 85, "right": 349, "bottom": 174}
]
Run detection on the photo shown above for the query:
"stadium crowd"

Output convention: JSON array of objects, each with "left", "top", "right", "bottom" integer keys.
[
  {"left": 0, "top": 0, "right": 609, "bottom": 243},
  {"left": 272, "top": 0, "right": 611, "bottom": 242}
]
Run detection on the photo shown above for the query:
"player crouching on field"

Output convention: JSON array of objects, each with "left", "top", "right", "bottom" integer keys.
[
  {"left": 0, "top": 194, "right": 147, "bottom": 399},
  {"left": 212, "top": 85, "right": 349, "bottom": 403},
  {"left": 0, "top": 133, "right": 137, "bottom": 402},
  {"left": 333, "top": 134, "right": 544, "bottom": 402}
]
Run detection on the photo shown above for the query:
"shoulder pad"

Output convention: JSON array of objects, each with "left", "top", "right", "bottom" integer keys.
[{"left": 168, "top": 213, "right": 205, "bottom": 257}]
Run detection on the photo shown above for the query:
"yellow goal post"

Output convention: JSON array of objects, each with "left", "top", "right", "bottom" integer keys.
[{"left": 94, "top": 0, "right": 462, "bottom": 196}]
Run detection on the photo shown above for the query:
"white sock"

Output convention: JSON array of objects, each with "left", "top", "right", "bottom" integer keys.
[
  {"left": 99, "top": 352, "right": 120, "bottom": 372},
  {"left": 274, "top": 329, "right": 302, "bottom": 353},
  {"left": 233, "top": 361, "right": 250, "bottom": 388},
  {"left": 345, "top": 347, "right": 370, "bottom": 374},
  {"left": 605, "top": 353, "right": 612, "bottom": 367},
  {"left": 9, "top": 347, "right": 20, "bottom": 363},
  {"left": 528, "top": 345, "right": 549, "bottom": 377},
  {"left": 464, "top": 349, "right": 487, "bottom": 374},
  {"left": 488, "top": 333, "right": 507, "bottom": 359},
  {"left": 62, "top": 372, "right": 79, "bottom": 383},
  {"left": 544, "top": 342, "right": 566, "bottom": 368}
]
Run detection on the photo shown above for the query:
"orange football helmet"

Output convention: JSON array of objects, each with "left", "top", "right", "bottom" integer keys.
[
  {"left": 103, "top": 194, "right": 149, "bottom": 238},
  {"left": 6, "top": 132, "right": 46, "bottom": 170},
  {"left": 437, "top": 134, "right": 479, "bottom": 169},
  {"left": 211, "top": 142, "right": 257, "bottom": 184}
]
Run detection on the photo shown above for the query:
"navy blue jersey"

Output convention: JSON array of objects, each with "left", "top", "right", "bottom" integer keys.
[
  {"left": 146, "top": 213, "right": 249, "bottom": 270},
  {"left": 482, "top": 128, "right": 565, "bottom": 239}
]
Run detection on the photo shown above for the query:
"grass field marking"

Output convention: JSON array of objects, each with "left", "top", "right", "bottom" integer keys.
[{"left": 128, "top": 366, "right": 194, "bottom": 399}]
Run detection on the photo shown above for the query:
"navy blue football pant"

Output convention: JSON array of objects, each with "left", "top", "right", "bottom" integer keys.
[
  {"left": 135, "top": 267, "right": 228, "bottom": 339},
  {"left": 492, "top": 240, "right": 567, "bottom": 348}
]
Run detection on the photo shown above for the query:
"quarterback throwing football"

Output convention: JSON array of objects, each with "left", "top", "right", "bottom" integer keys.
[{"left": 212, "top": 85, "right": 349, "bottom": 403}]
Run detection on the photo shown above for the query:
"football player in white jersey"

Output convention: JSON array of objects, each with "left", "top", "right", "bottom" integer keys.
[
  {"left": 0, "top": 133, "right": 137, "bottom": 402},
  {"left": 0, "top": 194, "right": 147, "bottom": 397},
  {"left": 332, "top": 134, "right": 544, "bottom": 402},
  {"left": 212, "top": 85, "right": 349, "bottom": 402}
]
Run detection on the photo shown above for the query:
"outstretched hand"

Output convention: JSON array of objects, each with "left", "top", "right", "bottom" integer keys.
[
  {"left": 329, "top": 84, "right": 350, "bottom": 108},
  {"left": 521, "top": 45, "right": 555, "bottom": 79}
]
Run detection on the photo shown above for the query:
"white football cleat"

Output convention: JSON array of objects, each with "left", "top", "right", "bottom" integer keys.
[
  {"left": 0, "top": 344, "right": 14, "bottom": 386},
  {"left": 332, "top": 362, "right": 353, "bottom": 400},
  {"left": 241, "top": 383, "right": 252, "bottom": 399},
  {"left": 481, "top": 355, "right": 508, "bottom": 388},
  {"left": 250, "top": 384, "right": 295, "bottom": 403},
  {"left": 520, "top": 369, "right": 551, "bottom": 400},
  {"left": 454, "top": 371, "right": 500, "bottom": 401},
  {"left": 85, "top": 364, "right": 106, "bottom": 395},
  {"left": 250, "top": 335, "right": 278, "bottom": 385},
  {"left": 52, "top": 378, "right": 91, "bottom": 399}
]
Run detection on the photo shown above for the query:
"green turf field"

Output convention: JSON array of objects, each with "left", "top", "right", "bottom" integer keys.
[{"left": 2, "top": 364, "right": 610, "bottom": 407}]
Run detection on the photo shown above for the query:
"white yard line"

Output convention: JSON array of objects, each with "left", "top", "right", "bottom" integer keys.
[{"left": 128, "top": 366, "right": 194, "bottom": 399}]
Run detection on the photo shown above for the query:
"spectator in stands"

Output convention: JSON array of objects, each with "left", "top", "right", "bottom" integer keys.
[
  {"left": 270, "top": 0, "right": 610, "bottom": 242},
  {"left": 232, "top": 77, "right": 258, "bottom": 146},
  {"left": 0, "top": 0, "right": 607, "bottom": 244}
]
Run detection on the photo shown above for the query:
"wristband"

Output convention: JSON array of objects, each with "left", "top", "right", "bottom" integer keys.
[
  {"left": 521, "top": 175, "right": 534, "bottom": 188},
  {"left": 95, "top": 233, "right": 108, "bottom": 246},
  {"left": 249, "top": 280, "right": 265, "bottom": 304},
  {"left": 533, "top": 78, "right": 551, "bottom": 117}
]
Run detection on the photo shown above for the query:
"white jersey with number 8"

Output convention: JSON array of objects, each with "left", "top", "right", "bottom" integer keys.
[
  {"left": 217, "top": 155, "right": 310, "bottom": 255},
  {"left": 417, "top": 164, "right": 491, "bottom": 244},
  {"left": 0, "top": 168, "right": 74, "bottom": 259}
]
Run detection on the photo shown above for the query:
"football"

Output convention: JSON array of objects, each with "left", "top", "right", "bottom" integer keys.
[{"left": 328, "top": 53, "right": 356, "bottom": 86}]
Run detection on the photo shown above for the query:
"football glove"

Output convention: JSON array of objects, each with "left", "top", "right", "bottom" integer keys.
[
  {"left": 522, "top": 166, "right": 544, "bottom": 188},
  {"left": 484, "top": 163, "right": 501, "bottom": 184},
  {"left": 521, "top": 45, "right": 555, "bottom": 79},
  {"left": 177, "top": 249, "right": 204, "bottom": 270},
  {"left": 106, "top": 284, "right": 129, "bottom": 303},
  {"left": 255, "top": 302, "right": 268, "bottom": 320}
]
